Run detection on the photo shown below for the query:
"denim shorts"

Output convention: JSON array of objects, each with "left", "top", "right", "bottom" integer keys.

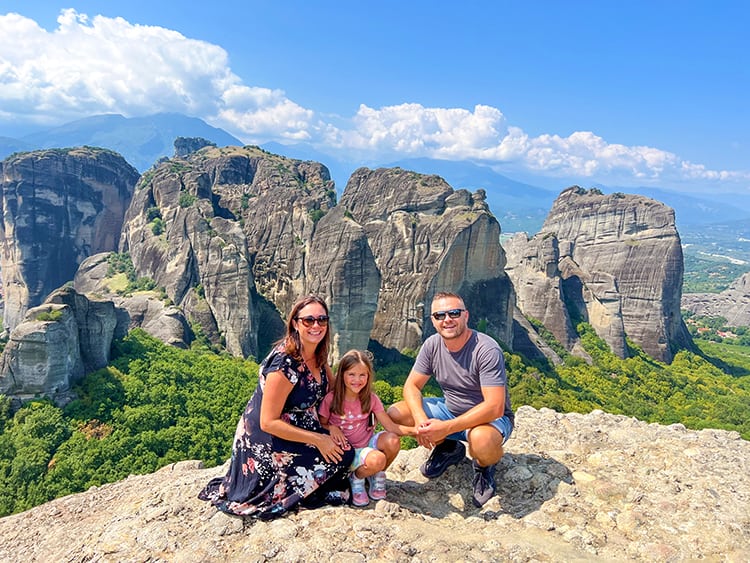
[{"left": 422, "top": 397, "right": 513, "bottom": 443}]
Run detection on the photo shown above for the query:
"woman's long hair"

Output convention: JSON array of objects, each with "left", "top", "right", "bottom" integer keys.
[
  {"left": 330, "top": 350, "right": 374, "bottom": 416},
  {"left": 282, "top": 294, "right": 331, "bottom": 370}
]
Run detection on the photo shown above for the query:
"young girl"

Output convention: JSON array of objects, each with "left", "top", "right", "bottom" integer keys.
[{"left": 319, "top": 350, "right": 414, "bottom": 507}]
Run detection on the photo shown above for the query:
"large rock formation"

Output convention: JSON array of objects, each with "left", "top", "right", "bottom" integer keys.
[
  {"left": 305, "top": 205, "right": 381, "bottom": 358},
  {"left": 681, "top": 272, "right": 750, "bottom": 327},
  {"left": 340, "top": 168, "right": 514, "bottom": 354},
  {"left": 115, "top": 150, "right": 513, "bottom": 361},
  {"left": 73, "top": 252, "right": 192, "bottom": 349},
  {"left": 173, "top": 136, "right": 216, "bottom": 158},
  {"left": 118, "top": 145, "right": 336, "bottom": 359},
  {"left": 2, "top": 146, "right": 515, "bottom": 392},
  {"left": 505, "top": 187, "right": 693, "bottom": 363},
  {"left": 0, "top": 148, "right": 138, "bottom": 332},
  {"left": 0, "top": 406, "right": 747, "bottom": 561},
  {"left": 0, "top": 303, "right": 82, "bottom": 397},
  {"left": 1, "top": 144, "right": 698, "bottom": 377},
  {"left": 504, "top": 232, "right": 580, "bottom": 353},
  {"left": 0, "top": 287, "right": 122, "bottom": 398}
]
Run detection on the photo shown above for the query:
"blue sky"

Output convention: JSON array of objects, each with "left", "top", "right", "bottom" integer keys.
[{"left": 1, "top": 1, "right": 749, "bottom": 194}]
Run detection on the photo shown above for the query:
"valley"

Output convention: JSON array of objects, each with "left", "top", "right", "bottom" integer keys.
[{"left": 681, "top": 219, "right": 750, "bottom": 292}]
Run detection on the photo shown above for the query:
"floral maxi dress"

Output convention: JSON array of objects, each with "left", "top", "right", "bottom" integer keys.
[{"left": 198, "top": 348, "right": 354, "bottom": 519}]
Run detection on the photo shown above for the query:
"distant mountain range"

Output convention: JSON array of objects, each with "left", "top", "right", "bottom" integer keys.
[
  {"left": 0, "top": 113, "right": 243, "bottom": 173},
  {"left": 2, "top": 113, "right": 749, "bottom": 234},
  {"left": 236, "top": 143, "right": 750, "bottom": 235}
]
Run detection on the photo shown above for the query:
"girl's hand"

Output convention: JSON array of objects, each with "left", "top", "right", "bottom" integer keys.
[
  {"left": 403, "top": 425, "right": 418, "bottom": 437},
  {"left": 328, "top": 425, "right": 349, "bottom": 448},
  {"left": 315, "top": 434, "right": 345, "bottom": 464}
]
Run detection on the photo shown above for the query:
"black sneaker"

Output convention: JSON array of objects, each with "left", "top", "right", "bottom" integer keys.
[
  {"left": 471, "top": 460, "right": 496, "bottom": 507},
  {"left": 420, "top": 440, "right": 466, "bottom": 479}
]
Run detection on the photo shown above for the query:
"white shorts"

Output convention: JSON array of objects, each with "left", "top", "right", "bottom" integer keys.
[{"left": 350, "top": 431, "right": 385, "bottom": 472}]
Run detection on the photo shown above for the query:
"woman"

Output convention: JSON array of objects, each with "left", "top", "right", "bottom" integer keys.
[{"left": 199, "top": 295, "right": 354, "bottom": 519}]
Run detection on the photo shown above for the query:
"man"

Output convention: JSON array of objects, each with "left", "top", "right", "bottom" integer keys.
[{"left": 388, "top": 291, "right": 514, "bottom": 507}]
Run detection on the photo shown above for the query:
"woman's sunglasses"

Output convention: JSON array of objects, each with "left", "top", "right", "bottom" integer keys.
[
  {"left": 295, "top": 315, "right": 330, "bottom": 327},
  {"left": 431, "top": 308, "right": 465, "bottom": 321}
]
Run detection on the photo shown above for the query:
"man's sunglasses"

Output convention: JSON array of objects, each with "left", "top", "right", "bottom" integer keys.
[
  {"left": 295, "top": 315, "right": 330, "bottom": 327},
  {"left": 431, "top": 308, "right": 465, "bottom": 321}
]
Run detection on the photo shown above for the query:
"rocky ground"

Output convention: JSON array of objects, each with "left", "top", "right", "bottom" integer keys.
[{"left": 1, "top": 406, "right": 748, "bottom": 562}]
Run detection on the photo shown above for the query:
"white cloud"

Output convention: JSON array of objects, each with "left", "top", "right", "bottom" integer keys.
[
  {"left": 1, "top": 10, "right": 747, "bottom": 188},
  {"left": 214, "top": 84, "right": 317, "bottom": 141},
  {"left": 0, "top": 9, "right": 316, "bottom": 139},
  {"left": 324, "top": 103, "right": 750, "bottom": 185},
  {"left": 523, "top": 132, "right": 681, "bottom": 179},
  {"left": 0, "top": 10, "right": 220, "bottom": 120},
  {"left": 331, "top": 103, "right": 512, "bottom": 157}
]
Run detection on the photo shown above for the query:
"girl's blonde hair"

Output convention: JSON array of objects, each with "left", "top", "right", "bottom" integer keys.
[{"left": 330, "top": 349, "right": 374, "bottom": 416}]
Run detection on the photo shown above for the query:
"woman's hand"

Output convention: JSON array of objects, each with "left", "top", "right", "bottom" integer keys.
[{"left": 315, "top": 433, "right": 346, "bottom": 464}]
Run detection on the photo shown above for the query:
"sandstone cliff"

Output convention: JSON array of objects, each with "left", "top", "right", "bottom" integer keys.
[
  {"left": 504, "top": 232, "right": 582, "bottom": 356},
  {"left": 681, "top": 272, "right": 750, "bottom": 327},
  {"left": 117, "top": 145, "right": 336, "bottom": 358},
  {"left": 115, "top": 150, "right": 513, "bottom": 361},
  {"left": 1, "top": 145, "right": 703, "bottom": 397},
  {"left": 304, "top": 205, "right": 381, "bottom": 358},
  {"left": 0, "top": 287, "right": 123, "bottom": 398},
  {"left": 0, "top": 406, "right": 746, "bottom": 562},
  {"left": 73, "top": 252, "right": 192, "bottom": 349},
  {"left": 0, "top": 148, "right": 138, "bottom": 332},
  {"left": 505, "top": 187, "right": 693, "bottom": 363},
  {"left": 0, "top": 143, "right": 513, "bottom": 392},
  {"left": 339, "top": 167, "right": 513, "bottom": 354}
]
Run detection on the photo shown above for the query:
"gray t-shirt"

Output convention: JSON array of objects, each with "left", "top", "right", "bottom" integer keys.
[{"left": 414, "top": 330, "right": 514, "bottom": 424}]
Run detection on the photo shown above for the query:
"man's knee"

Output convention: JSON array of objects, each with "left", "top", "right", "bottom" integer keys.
[{"left": 467, "top": 425, "right": 504, "bottom": 465}]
